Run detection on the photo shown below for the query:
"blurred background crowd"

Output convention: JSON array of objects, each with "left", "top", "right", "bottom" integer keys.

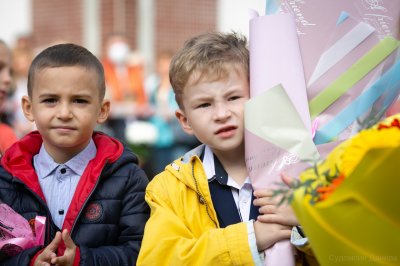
[
  {"left": 0, "top": 0, "right": 399, "bottom": 179},
  {"left": 0, "top": 0, "right": 268, "bottom": 179}
]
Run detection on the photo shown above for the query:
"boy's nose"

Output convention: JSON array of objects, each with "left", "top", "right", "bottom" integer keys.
[
  {"left": 57, "top": 102, "right": 73, "bottom": 120},
  {"left": 213, "top": 103, "right": 232, "bottom": 122}
]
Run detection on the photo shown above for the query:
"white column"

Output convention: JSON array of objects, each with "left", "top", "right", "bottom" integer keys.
[
  {"left": 137, "top": 0, "right": 155, "bottom": 76},
  {"left": 83, "top": 0, "right": 101, "bottom": 56},
  {"left": 0, "top": 0, "right": 32, "bottom": 46},
  {"left": 217, "top": 0, "right": 265, "bottom": 39}
]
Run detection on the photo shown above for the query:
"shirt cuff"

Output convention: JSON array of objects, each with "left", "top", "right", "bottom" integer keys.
[
  {"left": 291, "top": 226, "right": 309, "bottom": 248},
  {"left": 247, "top": 220, "right": 265, "bottom": 266}
]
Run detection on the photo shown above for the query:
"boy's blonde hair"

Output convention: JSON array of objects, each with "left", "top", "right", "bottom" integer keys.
[{"left": 170, "top": 31, "right": 249, "bottom": 110}]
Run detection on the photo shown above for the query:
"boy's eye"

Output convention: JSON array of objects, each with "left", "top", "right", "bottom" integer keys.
[
  {"left": 198, "top": 103, "right": 211, "bottom": 108},
  {"left": 74, "top": 99, "right": 88, "bottom": 104},
  {"left": 43, "top": 98, "right": 57, "bottom": 103},
  {"left": 229, "top": 96, "right": 240, "bottom": 101}
]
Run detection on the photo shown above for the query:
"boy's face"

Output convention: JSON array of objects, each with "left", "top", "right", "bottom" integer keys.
[
  {"left": 176, "top": 66, "right": 250, "bottom": 153},
  {"left": 0, "top": 44, "right": 12, "bottom": 107},
  {"left": 22, "top": 66, "right": 110, "bottom": 157}
]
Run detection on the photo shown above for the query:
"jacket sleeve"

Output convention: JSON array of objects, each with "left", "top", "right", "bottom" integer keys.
[
  {"left": 291, "top": 227, "right": 319, "bottom": 266},
  {"left": 137, "top": 185, "right": 255, "bottom": 266},
  {"left": 76, "top": 168, "right": 150, "bottom": 266},
  {"left": 0, "top": 246, "right": 43, "bottom": 266}
]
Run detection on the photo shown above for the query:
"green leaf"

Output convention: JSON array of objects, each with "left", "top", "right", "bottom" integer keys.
[
  {"left": 277, "top": 195, "right": 287, "bottom": 207},
  {"left": 288, "top": 193, "right": 294, "bottom": 204}
]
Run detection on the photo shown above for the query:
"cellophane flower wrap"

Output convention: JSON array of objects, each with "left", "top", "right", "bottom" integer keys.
[
  {"left": 0, "top": 200, "right": 45, "bottom": 261},
  {"left": 291, "top": 114, "right": 400, "bottom": 266},
  {"left": 246, "top": 1, "right": 399, "bottom": 264}
]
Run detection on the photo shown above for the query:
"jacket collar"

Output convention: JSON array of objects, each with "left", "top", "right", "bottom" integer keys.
[
  {"left": 169, "top": 144, "right": 259, "bottom": 227},
  {"left": 1, "top": 131, "right": 125, "bottom": 257},
  {"left": 36, "top": 139, "right": 97, "bottom": 179},
  {"left": 170, "top": 144, "right": 207, "bottom": 191},
  {"left": 1, "top": 131, "right": 123, "bottom": 203}
]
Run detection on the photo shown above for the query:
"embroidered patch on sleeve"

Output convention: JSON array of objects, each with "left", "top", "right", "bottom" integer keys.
[{"left": 83, "top": 203, "right": 103, "bottom": 222}]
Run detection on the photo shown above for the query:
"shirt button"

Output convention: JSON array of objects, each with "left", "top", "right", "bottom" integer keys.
[
  {"left": 60, "top": 168, "right": 66, "bottom": 174},
  {"left": 241, "top": 197, "right": 248, "bottom": 203}
]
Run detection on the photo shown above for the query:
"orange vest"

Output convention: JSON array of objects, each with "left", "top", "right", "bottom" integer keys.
[{"left": 102, "top": 60, "right": 146, "bottom": 105}]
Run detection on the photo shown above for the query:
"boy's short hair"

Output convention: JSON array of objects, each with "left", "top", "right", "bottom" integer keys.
[
  {"left": 169, "top": 31, "right": 249, "bottom": 110},
  {"left": 27, "top": 43, "right": 105, "bottom": 100}
]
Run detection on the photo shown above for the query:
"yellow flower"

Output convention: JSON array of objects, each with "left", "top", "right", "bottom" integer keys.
[{"left": 341, "top": 127, "right": 400, "bottom": 177}]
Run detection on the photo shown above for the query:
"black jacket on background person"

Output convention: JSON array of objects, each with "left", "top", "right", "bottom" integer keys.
[{"left": 0, "top": 131, "right": 150, "bottom": 266}]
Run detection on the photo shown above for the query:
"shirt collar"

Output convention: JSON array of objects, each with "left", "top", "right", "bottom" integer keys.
[
  {"left": 37, "top": 139, "right": 97, "bottom": 178},
  {"left": 202, "top": 145, "right": 251, "bottom": 188}
]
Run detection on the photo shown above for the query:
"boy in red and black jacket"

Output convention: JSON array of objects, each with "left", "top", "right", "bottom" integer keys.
[{"left": 0, "top": 44, "right": 150, "bottom": 266}]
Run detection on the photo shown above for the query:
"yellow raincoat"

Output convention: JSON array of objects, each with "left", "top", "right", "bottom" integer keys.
[{"left": 137, "top": 145, "right": 318, "bottom": 266}]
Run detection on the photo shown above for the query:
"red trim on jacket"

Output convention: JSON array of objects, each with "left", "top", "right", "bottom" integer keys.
[
  {"left": 1, "top": 131, "right": 124, "bottom": 257},
  {"left": 1, "top": 132, "right": 46, "bottom": 202},
  {"left": 30, "top": 248, "right": 44, "bottom": 266},
  {"left": 73, "top": 246, "right": 81, "bottom": 266},
  {"left": 57, "top": 133, "right": 123, "bottom": 255}
]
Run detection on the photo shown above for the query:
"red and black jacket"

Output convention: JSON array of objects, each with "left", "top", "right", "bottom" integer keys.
[{"left": 0, "top": 131, "right": 150, "bottom": 266}]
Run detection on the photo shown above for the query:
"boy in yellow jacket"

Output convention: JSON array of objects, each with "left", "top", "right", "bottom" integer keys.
[{"left": 137, "top": 32, "right": 317, "bottom": 266}]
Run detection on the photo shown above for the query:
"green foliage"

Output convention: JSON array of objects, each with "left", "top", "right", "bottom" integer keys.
[
  {"left": 271, "top": 163, "right": 341, "bottom": 206},
  {"left": 356, "top": 104, "right": 391, "bottom": 131}
]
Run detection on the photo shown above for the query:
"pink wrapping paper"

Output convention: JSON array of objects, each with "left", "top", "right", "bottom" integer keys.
[
  {"left": 0, "top": 202, "right": 46, "bottom": 260},
  {"left": 280, "top": 0, "right": 400, "bottom": 85},
  {"left": 248, "top": 9, "right": 312, "bottom": 266},
  {"left": 246, "top": 129, "right": 343, "bottom": 191},
  {"left": 280, "top": 0, "right": 400, "bottom": 136}
]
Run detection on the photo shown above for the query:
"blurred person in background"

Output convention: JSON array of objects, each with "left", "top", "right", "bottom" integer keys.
[
  {"left": 9, "top": 48, "right": 36, "bottom": 138},
  {"left": 102, "top": 33, "right": 147, "bottom": 142},
  {"left": 145, "top": 52, "right": 199, "bottom": 176},
  {"left": 0, "top": 40, "right": 18, "bottom": 156},
  {"left": 15, "top": 35, "right": 33, "bottom": 51}
]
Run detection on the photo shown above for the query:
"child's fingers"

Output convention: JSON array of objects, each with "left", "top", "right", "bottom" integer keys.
[
  {"left": 281, "top": 172, "right": 296, "bottom": 188},
  {"left": 258, "top": 205, "right": 276, "bottom": 214},
  {"left": 253, "top": 194, "right": 283, "bottom": 206},
  {"left": 62, "top": 229, "right": 76, "bottom": 250},
  {"left": 278, "top": 228, "right": 293, "bottom": 240},
  {"left": 253, "top": 189, "right": 274, "bottom": 198},
  {"left": 257, "top": 214, "right": 280, "bottom": 223},
  {"left": 51, "top": 255, "right": 68, "bottom": 265},
  {"left": 45, "top": 231, "right": 62, "bottom": 252},
  {"left": 39, "top": 250, "right": 56, "bottom": 263}
]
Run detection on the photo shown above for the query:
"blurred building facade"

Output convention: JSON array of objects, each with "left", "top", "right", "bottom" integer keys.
[
  {"left": 0, "top": 0, "right": 266, "bottom": 73},
  {"left": 30, "top": 0, "right": 217, "bottom": 73}
]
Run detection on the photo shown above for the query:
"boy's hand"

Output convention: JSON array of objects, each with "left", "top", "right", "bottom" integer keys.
[
  {"left": 253, "top": 220, "right": 292, "bottom": 251},
  {"left": 50, "top": 229, "right": 77, "bottom": 266},
  {"left": 33, "top": 231, "right": 61, "bottom": 266},
  {"left": 253, "top": 172, "right": 299, "bottom": 226}
]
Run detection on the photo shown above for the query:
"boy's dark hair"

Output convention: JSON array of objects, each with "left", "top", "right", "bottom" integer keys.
[
  {"left": 169, "top": 31, "right": 249, "bottom": 111},
  {"left": 27, "top": 43, "right": 105, "bottom": 100}
]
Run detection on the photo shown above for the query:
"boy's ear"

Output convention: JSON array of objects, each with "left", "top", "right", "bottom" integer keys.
[
  {"left": 97, "top": 99, "right": 110, "bottom": 124},
  {"left": 21, "top": 96, "right": 35, "bottom": 122},
  {"left": 175, "top": 109, "right": 194, "bottom": 135}
]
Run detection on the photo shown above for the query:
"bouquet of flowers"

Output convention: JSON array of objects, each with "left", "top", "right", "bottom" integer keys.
[
  {"left": 245, "top": 0, "right": 400, "bottom": 264},
  {"left": 0, "top": 200, "right": 45, "bottom": 261},
  {"left": 288, "top": 114, "right": 400, "bottom": 266}
]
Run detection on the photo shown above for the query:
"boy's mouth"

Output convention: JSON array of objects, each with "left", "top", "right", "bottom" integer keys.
[
  {"left": 53, "top": 126, "right": 76, "bottom": 133},
  {"left": 215, "top": 125, "right": 237, "bottom": 136}
]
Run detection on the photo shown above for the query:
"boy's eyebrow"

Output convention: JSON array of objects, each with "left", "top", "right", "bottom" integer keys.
[
  {"left": 223, "top": 86, "right": 244, "bottom": 96},
  {"left": 38, "top": 93, "right": 59, "bottom": 98},
  {"left": 38, "top": 93, "right": 93, "bottom": 99},
  {"left": 72, "top": 94, "right": 93, "bottom": 99},
  {"left": 191, "top": 95, "right": 214, "bottom": 102}
]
